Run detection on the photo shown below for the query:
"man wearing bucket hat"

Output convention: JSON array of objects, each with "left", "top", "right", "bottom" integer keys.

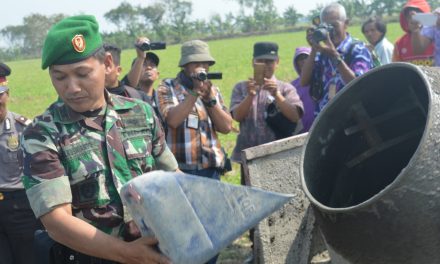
[
  {"left": 156, "top": 40, "right": 232, "bottom": 263},
  {"left": 20, "top": 15, "right": 177, "bottom": 264},
  {"left": 0, "top": 62, "right": 42, "bottom": 264}
]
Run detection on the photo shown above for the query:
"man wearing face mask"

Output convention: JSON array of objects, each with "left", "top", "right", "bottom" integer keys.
[
  {"left": 0, "top": 62, "right": 42, "bottom": 264},
  {"left": 300, "top": 2, "right": 374, "bottom": 117}
]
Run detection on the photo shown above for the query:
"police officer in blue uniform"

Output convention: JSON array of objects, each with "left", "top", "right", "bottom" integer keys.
[{"left": 0, "top": 62, "right": 41, "bottom": 264}]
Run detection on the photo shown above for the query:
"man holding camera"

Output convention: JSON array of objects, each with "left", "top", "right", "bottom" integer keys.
[
  {"left": 103, "top": 43, "right": 151, "bottom": 102},
  {"left": 300, "top": 2, "right": 374, "bottom": 116},
  {"left": 230, "top": 42, "right": 303, "bottom": 263},
  {"left": 122, "top": 37, "right": 162, "bottom": 102},
  {"left": 156, "top": 41, "right": 231, "bottom": 263},
  {"left": 231, "top": 42, "right": 303, "bottom": 183},
  {"left": 157, "top": 39, "right": 231, "bottom": 176}
]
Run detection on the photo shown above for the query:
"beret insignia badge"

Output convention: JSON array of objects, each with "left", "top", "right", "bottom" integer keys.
[{"left": 72, "top": 34, "right": 86, "bottom": 53}]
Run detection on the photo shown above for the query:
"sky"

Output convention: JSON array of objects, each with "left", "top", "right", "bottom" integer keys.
[{"left": 1, "top": 0, "right": 334, "bottom": 33}]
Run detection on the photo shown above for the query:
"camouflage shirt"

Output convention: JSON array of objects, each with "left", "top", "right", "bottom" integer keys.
[{"left": 21, "top": 92, "right": 178, "bottom": 239}]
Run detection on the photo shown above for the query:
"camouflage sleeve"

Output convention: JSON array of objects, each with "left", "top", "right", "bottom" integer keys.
[{"left": 21, "top": 116, "right": 72, "bottom": 218}]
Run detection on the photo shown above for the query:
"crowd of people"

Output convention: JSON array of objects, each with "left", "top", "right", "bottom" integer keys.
[{"left": 0, "top": 1, "right": 439, "bottom": 264}]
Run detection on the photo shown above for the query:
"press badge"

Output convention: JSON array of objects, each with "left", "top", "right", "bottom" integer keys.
[{"left": 187, "top": 113, "right": 199, "bottom": 129}]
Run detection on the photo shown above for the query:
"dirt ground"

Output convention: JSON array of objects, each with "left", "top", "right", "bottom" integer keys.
[{"left": 217, "top": 234, "right": 252, "bottom": 263}]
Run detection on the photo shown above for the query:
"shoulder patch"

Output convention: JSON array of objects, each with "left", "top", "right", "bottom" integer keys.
[{"left": 15, "top": 115, "right": 32, "bottom": 126}]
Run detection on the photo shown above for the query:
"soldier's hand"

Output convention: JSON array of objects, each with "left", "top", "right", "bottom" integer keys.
[
  {"left": 122, "top": 237, "right": 171, "bottom": 264},
  {"left": 126, "top": 220, "right": 141, "bottom": 238}
]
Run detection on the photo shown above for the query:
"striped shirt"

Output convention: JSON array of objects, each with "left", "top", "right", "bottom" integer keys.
[{"left": 157, "top": 75, "right": 227, "bottom": 170}]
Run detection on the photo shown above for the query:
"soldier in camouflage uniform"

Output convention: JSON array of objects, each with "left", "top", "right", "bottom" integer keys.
[
  {"left": 0, "top": 63, "right": 41, "bottom": 264},
  {"left": 21, "top": 15, "right": 177, "bottom": 264}
]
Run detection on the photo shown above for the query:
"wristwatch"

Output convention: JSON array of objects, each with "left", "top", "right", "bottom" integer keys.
[
  {"left": 331, "top": 54, "right": 343, "bottom": 66},
  {"left": 203, "top": 98, "right": 217, "bottom": 108}
]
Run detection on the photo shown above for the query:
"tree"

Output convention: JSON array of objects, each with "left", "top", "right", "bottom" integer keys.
[
  {"left": 138, "top": 3, "right": 167, "bottom": 40},
  {"left": 1, "top": 25, "right": 25, "bottom": 48},
  {"left": 104, "top": 2, "right": 141, "bottom": 37},
  {"left": 162, "top": 0, "right": 193, "bottom": 42},
  {"left": 0, "top": 13, "right": 65, "bottom": 58},
  {"left": 427, "top": 0, "right": 436, "bottom": 9},
  {"left": 368, "top": 0, "right": 406, "bottom": 17},
  {"left": 283, "top": 5, "right": 302, "bottom": 27},
  {"left": 307, "top": 4, "right": 324, "bottom": 24},
  {"left": 231, "top": 0, "right": 279, "bottom": 32}
]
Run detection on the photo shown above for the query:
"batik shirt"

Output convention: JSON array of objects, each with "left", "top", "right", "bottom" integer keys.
[
  {"left": 313, "top": 33, "right": 374, "bottom": 116},
  {"left": 21, "top": 92, "right": 177, "bottom": 239},
  {"left": 157, "top": 74, "right": 227, "bottom": 170}
]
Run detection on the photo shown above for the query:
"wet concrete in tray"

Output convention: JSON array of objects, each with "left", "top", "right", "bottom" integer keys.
[{"left": 218, "top": 234, "right": 252, "bottom": 263}]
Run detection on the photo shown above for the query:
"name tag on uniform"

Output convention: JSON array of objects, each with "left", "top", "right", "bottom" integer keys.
[{"left": 187, "top": 113, "right": 199, "bottom": 129}]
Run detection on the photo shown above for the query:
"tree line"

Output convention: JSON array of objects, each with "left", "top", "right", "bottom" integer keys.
[{"left": 0, "top": 0, "right": 436, "bottom": 62}]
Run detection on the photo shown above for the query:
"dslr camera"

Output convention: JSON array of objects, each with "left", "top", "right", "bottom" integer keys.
[
  {"left": 312, "top": 23, "right": 335, "bottom": 43},
  {"left": 135, "top": 40, "right": 167, "bottom": 51},
  {"left": 191, "top": 71, "right": 223, "bottom": 81}
]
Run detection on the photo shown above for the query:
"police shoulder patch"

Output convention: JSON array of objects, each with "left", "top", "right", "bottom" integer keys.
[{"left": 15, "top": 115, "right": 32, "bottom": 126}]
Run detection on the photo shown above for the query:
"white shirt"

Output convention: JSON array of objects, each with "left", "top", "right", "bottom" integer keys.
[{"left": 375, "top": 37, "right": 394, "bottom": 65}]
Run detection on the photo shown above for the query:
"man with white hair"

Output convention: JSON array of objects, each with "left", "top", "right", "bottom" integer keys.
[{"left": 300, "top": 2, "right": 374, "bottom": 116}]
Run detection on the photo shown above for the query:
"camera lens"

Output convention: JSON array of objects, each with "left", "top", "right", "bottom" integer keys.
[{"left": 312, "top": 27, "right": 328, "bottom": 43}]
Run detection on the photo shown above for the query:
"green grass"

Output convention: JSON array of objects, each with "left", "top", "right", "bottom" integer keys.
[{"left": 5, "top": 23, "right": 404, "bottom": 185}]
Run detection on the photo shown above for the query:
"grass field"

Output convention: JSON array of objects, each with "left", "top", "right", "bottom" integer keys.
[
  {"left": 5, "top": 23, "right": 404, "bottom": 185},
  {"left": 4, "top": 22, "right": 405, "bottom": 263}
]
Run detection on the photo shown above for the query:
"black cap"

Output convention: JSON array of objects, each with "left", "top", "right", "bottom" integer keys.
[
  {"left": 131, "top": 52, "right": 160, "bottom": 67},
  {"left": 0, "top": 62, "right": 11, "bottom": 93},
  {"left": 0, "top": 62, "right": 11, "bottom": 77},
  {"left": 253, "top": 42, "right": 278, "bottom": 60},
  {"left": 145, "top": 52, "right": 159, "bottom": 66}
]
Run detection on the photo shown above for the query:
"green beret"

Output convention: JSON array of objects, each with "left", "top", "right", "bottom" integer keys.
[{"left": 41, "top": 15, "right": 103, "bottom": 70}]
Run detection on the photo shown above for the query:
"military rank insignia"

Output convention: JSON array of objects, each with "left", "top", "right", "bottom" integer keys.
[
  {"left": 7, "top": 135, "right": 19, "bottom": 150},
  {"left": 72, "top": 34, "right": 86, "bottom": 53}
]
